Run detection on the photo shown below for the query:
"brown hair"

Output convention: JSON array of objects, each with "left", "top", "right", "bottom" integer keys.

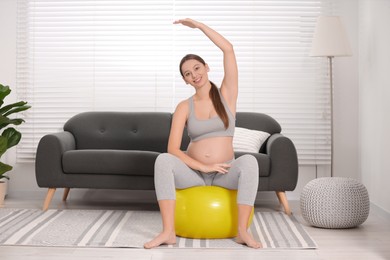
[{"left": 179, "top": 54, "right": 229, "bottom": 129}]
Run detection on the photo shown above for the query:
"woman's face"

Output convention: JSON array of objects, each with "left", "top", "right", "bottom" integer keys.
[{"left": 181, "top": 59, "right": 209, "bottom": 88}]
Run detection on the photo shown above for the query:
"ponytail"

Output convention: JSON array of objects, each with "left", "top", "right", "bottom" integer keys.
[{"left": 209, "top": 81, "right": 229, "bottom": 129}]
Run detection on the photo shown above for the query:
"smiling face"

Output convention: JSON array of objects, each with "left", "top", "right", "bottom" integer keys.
[
  {"left": 181, "top": 59, "right": 210, "bottom": 88},
  {"left": 179, "top": 54, "right": 210, "bottom": 89}
]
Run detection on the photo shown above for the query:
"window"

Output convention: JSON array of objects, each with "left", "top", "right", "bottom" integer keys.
[{"left": 16, "top": 0, "right": 333, "bottom": 165}]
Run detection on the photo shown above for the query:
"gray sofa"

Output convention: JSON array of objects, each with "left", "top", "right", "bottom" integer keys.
[{"left": 35, "top": 111, "right": 298, "bottom": 214}]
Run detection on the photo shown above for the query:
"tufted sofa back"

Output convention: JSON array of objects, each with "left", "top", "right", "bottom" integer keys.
[
  {"left": 64, "top": 112, "right": 172, "bottom": 152},
  {"left": 64, "top": 111, "right": 282, "bottom": 153}
]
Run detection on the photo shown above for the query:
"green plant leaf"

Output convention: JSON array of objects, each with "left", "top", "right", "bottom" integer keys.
[
  {"left": 0, "top": 116, "right": 25, "bottom": 130},
  {"left": 0, "top": 161, "right": 12, "bottom": 178},
  {"left": 0, "top": 136, "right": 8, "bottom": 158},
  {"left": 3, "top": 105, "right": 31, "bottom": 117},
  {"left": 2, "top": 128, "right": 22, "bottom": 149},
  {"left": 0, "top": 84, "right": 11, "bottom": 107},
  {"left": 0, "top": 101, "right": 29, "bottom": 115},
  {"left": 0, "top": 83, "right": 31, "bottom": 181}
]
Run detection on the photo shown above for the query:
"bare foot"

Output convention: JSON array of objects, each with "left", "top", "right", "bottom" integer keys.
[
  {"left": 236, "top": 230, "right": 262, "bottom": 249},
  {"left": 144, "top": 231, "right": 176, "bottom": 249}
]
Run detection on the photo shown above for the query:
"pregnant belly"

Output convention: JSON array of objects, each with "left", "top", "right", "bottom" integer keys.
[{"left": 186, "top": 136, "right": 234, "bottom": 165}]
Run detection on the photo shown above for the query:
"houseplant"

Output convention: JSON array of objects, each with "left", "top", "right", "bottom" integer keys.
[{"left": 0, "top": 83, "right": 31, "bottom": 203}]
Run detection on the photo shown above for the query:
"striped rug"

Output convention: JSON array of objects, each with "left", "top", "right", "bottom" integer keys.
[{"left": 0, "top": 209, "right": 317, "bottom": 249}]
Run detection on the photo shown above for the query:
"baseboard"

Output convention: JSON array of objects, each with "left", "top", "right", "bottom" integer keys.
[{"left": 370, "top": 202, "right": 390, "bottom": 221}]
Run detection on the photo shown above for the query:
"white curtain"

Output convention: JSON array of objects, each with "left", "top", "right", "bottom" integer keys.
[{"left": 16, "top": 0, "right": 333, "bottom": 165}]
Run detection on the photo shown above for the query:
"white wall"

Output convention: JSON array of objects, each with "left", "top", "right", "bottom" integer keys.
[
  {"left": 359, "top": 0, "right": 390, "bottom": 214},
  {"left": 0, "top": 0, "right": 17, "bottom": 186},
  {"left": 0, "top": 1, "right": 16, "bottom": 86},
  {"left": 333, "top": 0, "right": 360, "bottom": 179}
]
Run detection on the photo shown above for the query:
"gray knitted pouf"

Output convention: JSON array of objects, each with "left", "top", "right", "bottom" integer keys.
[{"left": 300, "top": 177, "right": 370, "bottom": 229}]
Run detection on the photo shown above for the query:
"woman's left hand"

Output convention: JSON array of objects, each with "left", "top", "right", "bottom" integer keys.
[{"left": 200, "top": 163, "right": 231, "bottom": 174}]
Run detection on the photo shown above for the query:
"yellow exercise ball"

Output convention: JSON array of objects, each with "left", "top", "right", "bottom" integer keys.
[{"left": 175, "top": 186, "right": 254, "bottom": 239}]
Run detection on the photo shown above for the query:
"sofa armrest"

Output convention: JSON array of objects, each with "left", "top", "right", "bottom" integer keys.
[
  {"left": 35, "top": 131, "right": 76, "bottom": 187},
  {"left": 266, "top": 133, "right": 298, "bottom": 191}
]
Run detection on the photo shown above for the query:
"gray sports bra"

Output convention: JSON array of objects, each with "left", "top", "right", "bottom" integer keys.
[{"left": 187, "top": 90, "right": 235, "bottom": 142}]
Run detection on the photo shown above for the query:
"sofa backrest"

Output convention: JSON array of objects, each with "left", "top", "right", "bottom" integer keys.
[
  {"left": 64, "top": 112, "right": 172, "bottom": 152},
  {"left": 64, "top": 111, "right": 281, "bottom": 152},
  {"left": 236, "top": 112, "right": 281, "bottom": 134}
]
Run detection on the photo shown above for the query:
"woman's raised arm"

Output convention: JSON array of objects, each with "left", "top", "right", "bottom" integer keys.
[{"left": 174, "top": 19, "right": 238, "bottom": 107}]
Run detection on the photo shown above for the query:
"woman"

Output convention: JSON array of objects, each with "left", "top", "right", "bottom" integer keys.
[{"left": 144, "top": 18, "right": 261, "bottom": 249}]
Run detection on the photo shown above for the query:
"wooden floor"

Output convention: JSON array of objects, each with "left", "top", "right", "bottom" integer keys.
[{"left": 1, "top": 197, "right": 390, "bottom": 260}]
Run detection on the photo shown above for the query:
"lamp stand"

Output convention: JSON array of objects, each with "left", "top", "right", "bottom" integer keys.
[{"left": 328, "top": 56, "right": 334, "bottom": 177}]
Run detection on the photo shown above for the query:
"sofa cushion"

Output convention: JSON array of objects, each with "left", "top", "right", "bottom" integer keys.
[
  {"left": 63, "top": 150, "right": 159, "bottom": 176},
  {"left": 233, "top": 127, "right": 270, "bottom": 153},
  {"left": 235, "top": 152, "right": 270, "bottom": 177}
]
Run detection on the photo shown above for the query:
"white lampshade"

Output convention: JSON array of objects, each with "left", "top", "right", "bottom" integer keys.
[{"left": 310, "top": 16, "right": 352, "bottom": 57}]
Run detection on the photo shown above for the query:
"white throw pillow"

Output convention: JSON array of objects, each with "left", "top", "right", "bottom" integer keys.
[{"left": 233, "top": 127, "right": 271, "bottom": 153}]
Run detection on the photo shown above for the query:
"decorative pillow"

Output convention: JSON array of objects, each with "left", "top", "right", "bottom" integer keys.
[{"left": 233, "top": 127, "right": 271, "bottom": 153}]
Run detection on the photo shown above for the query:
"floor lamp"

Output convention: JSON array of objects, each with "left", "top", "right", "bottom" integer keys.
[{"left": 310, "top": 16, "right": 352, "bottom": 177}]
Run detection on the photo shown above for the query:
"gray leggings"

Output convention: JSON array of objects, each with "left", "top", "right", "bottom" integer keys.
[{"left": 154, "top": 153, "right": 259, "bottom": 206}]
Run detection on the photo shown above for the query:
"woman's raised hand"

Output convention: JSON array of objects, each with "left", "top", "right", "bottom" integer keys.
[{"left": 173, "top": 18, "right": 201, "bottom": 29}]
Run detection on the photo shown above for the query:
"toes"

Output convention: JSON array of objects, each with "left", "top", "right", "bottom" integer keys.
[
  {"left": 143, "top": 242, "right": 156, "bottom": 249},
  {"left": 235, "top": 234, "right": 262, "bottom": 249},
  {"left": 144, "top": 233, "right": 176, "bottom": 249}
]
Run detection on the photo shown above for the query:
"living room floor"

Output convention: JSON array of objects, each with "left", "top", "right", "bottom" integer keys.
[{"left": 1, "top": 197, "right": 390, "bottom": 260}]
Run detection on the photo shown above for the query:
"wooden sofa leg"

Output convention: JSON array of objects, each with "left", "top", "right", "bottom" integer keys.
[
  {"left": 276, "top": 191, "right": 292, "bottom": 215},
  {"left": 63, "top": 188, "right": 70, "bottom": 201},
  {"left": 43, "top": 188, "right": 56, "bottom": 211}
]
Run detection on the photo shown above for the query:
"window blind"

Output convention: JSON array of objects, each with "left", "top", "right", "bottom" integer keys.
[{"left": 16, "top": 0, "right": 333, "bottom": 165}]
